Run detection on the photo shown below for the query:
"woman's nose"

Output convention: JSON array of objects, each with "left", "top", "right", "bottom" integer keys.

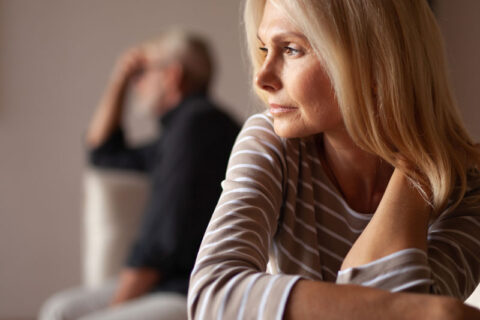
[{"left": 255, "top": 59, "right": 282, "bottom": 93}]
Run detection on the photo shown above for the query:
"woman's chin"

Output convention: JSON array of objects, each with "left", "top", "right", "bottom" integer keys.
[{"left": 273, "top": 120, "right": 303, "bottom": 139}]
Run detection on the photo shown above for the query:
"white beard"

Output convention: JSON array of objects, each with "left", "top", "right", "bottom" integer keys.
[
  {"left": 125, "top": 90, "right": 161, "bottom": 144},
  {"left": 131, "top": 90, "right": 162, "bottom": 118}
]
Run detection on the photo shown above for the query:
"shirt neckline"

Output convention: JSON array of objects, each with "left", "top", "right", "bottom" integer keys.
[{"left": 306, "top": 134, "right": 375, "bottom": 218}]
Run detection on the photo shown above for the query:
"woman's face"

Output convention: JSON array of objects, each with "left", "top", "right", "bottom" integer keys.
[{"left": 256, "top": 0, "right": 343, "bottom": 138}]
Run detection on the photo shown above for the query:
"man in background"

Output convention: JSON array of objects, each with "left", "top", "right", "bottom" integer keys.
[{"left": 40, "top": 29, "right": 239, "bottom": 320}]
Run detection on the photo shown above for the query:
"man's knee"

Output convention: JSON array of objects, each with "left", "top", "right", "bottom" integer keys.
[
  {"left": 38, "top": 284, "right": 113, "bottom": 320},
  {"left": 39, "top": 290, "right": 80, "bottom": 320}
]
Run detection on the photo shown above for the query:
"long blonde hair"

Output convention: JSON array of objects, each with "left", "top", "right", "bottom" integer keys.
[{"left": 244, "top": 0, "right": 480, "bottom": 214}]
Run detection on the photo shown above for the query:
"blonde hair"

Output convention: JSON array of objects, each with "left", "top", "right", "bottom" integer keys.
[
  {"left": 143, "top": 29, "right": 214, "bottom": 92},
  {"left": 244, "top": 0, "right": 480, "bottom": 214}
]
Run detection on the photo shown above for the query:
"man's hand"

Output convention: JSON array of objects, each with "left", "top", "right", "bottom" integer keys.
[
  {"left": 86, "top": 47, "right": 148, "bottom": 148},
  {"left": 110, "top": 268, "right": 160, "bottom": 306},
  {"left": 109, "top": 48, "right": 148, "bottom": 88}
]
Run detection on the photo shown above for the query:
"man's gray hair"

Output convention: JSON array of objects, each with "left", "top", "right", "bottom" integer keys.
[{"left": 144, "top": 29, "right": 214, "bottom": 92}]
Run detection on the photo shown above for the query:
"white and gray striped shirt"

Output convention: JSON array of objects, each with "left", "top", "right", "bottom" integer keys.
[{"left": 188, "top": 112, "right": 480, "bottom": 320}]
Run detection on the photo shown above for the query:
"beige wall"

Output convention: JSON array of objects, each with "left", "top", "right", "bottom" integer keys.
[
  {"left": 0, "top": 1, "right": 251, "bottom": 318},
  {"left": 436, "top": 0, "right": 480, "bottom": 140},
  {"left": 0, "top": 0, "right": 479, "bottom": 318}
]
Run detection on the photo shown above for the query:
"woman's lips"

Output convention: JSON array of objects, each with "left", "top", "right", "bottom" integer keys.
[{"left": 269, "top": 103, "right": 297, "bottom": 114}]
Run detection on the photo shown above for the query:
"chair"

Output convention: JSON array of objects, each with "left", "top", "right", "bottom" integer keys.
[{"left": 82, "top": 168, "right": 149, "bottom": 287}]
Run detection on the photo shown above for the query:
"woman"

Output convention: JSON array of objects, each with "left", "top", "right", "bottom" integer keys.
[{"left": 188, "top": 0, "right": 480, "bottom": 319}]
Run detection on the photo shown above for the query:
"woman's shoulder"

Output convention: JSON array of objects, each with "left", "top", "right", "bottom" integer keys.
[
  {"left": 231, "top": 111, "right": 298, "bottom": 170},
  {"left": 237, "top": 111, "right": 283, "bottom": 144},
  {"left": 242, "top": 111, "right": 275, "bottom": 131}
]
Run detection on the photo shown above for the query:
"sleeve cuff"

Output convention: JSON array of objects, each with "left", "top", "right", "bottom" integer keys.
[
  {"left": 336, "top": 248, "right": 433, "bottom": 293},
  {"left": 88, "top": 127, "right": 126, "bottom": 164},
  {"left": 125, "top": 241, "right": 169, "bottom": 272}
]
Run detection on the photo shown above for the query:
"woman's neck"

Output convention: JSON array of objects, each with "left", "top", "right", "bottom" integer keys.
[{"left": 319, "top": 128, "right": 393, "bottom": 213}]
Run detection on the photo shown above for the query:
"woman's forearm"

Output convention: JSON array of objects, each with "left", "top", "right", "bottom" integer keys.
[
  {"left": 285, "top": 280, "right": 478, "bottom": 320},
  {"left": 341, "top": 169, "right": 431, "bottom": 270}
]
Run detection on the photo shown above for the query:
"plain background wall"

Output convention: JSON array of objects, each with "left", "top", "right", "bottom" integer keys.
[
  {"left": 0, "top": 1, "right": 253, "bottom": 319},
  {"left": 436, "top": 0, "right": 480, "bottom": 139},
  {"left": 0, "top": 0, "right": 478, "bottom": 319}
]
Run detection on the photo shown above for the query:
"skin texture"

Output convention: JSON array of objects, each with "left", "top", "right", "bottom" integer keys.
[
  {"left": 256, "top": 4, "right": 342, "bottom": 139},
  {"left": 110, "top": 268, "right": 160, "bottom": 306},
  {"left": 256, "top": 1, "right": 480, "bottom": 319},
  {"left": 86, "top": 45, "right": 185, "bottom": 306},
  {"left": 285, "top": 281, "right": 480, "bottom": 320}
]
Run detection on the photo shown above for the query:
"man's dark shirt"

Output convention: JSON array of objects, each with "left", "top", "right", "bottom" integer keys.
[{"left": 89, "top": 94, "right": 240, "bottom": 295}]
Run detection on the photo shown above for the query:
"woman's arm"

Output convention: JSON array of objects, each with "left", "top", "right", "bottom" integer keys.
[
  {"left": 285, "top": 280, "right": 480, "bottom": 320},
  {"left": 341, "top": 168, "right": 430, "bottom": 270},
  {"left": 338, "top": 167, "right": 480, "bottom": 298},
  {"left": 188, "top": 114, "right": 298, "bottom": 320},
  {"left": 336, "top": 168, "right": 434, "bottom": 294}
]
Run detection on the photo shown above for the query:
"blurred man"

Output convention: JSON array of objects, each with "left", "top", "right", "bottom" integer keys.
[{"left": 40, "top": 30, "right": 239, "bottom": 320}]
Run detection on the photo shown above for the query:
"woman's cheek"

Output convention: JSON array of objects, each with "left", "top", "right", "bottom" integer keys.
[{"left": 288, "top": 69, "right": 312, "bottom": 106}]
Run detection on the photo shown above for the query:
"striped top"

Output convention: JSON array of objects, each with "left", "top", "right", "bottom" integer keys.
[{"left": 188, "top": 112, "right": 480, "bottom": 320}]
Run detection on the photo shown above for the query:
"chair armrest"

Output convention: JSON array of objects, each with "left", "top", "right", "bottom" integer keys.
[{"left": 82, "top": 167, "right": 149, "bottom": 288}]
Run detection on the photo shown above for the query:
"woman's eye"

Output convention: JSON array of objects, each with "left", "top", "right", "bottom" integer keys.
[
  {"left": 259, "top": 47, "right": 268, "bottom": 56},
  {"left": 284, "top": 46, "right": 301, "bottom": 56}
]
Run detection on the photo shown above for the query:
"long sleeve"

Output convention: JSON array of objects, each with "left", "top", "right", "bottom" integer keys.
[
  {"left": 88, "top": 127, "right": 156, "bottom": 172},
  {"left": 336, "top": 185, "right": 480, "bottom": 299},
  {"left": 426, "top": 197, "right": 480, "bottom": 299},
  {"left": 188, "top": 114, "right": 302, "bottom": 320}
]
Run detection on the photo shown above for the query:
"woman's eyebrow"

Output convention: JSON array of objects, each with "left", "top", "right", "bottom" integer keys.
[
  {"left": 257, "top": 33, "right": 265, "bottom": 44},
  {"left": 257, "top": 31, "right": 308, "bottom": 44}
]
